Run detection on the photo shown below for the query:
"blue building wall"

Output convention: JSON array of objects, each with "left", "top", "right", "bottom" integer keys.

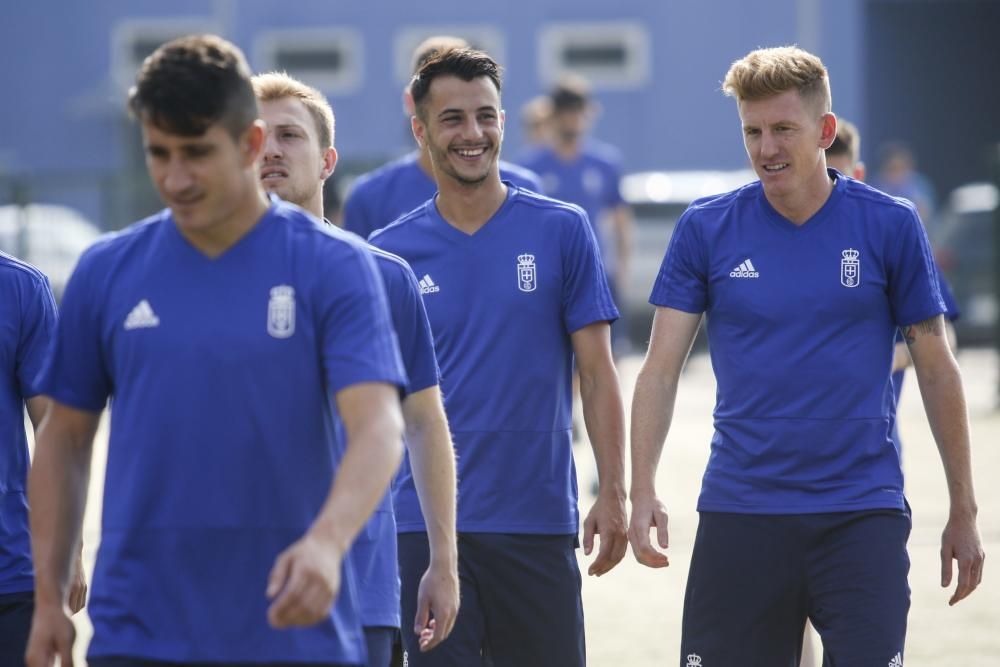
[{"left": 1, "top": 0, "right": 868, "bottom": 224}]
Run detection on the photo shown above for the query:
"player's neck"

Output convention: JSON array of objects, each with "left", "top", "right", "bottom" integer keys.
[
  {"left": 553, "top": 139, "right": 581, "bottom": 160},
  {"left": 177, "top": 179, "right": 270, "bottom": 258},
  {"left": 765, "top": 165, "right": 835, "bottom": 226},
  {"left": 435, "top": 174, "right": 507, "bottom": 235}
]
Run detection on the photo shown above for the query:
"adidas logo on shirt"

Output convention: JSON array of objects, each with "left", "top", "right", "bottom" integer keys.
[
  {"left": 418, "top": 274, "right": 440, "bottom": 295},
  {"left": 124, "top": 299, "right": 160, "bottom": 330},
  {"left": 729, "top": 259, "right": 760, "bottom": 278}
]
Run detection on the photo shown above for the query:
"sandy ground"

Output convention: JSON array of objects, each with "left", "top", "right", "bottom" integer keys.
[{"left": 65, "top": 348, "right": 999, "bottom": 665}]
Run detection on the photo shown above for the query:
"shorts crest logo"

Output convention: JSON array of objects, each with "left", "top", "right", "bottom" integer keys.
[
  {"left": 267, "top": 285, "right": 296, "bottom": 338},
  {"left": 841, "top": 248, "right": 861, "bottom": 287},
  {"left": 517, "top": 253, "right": 537, "bottom": 292},
  {"left": 686, "top": 654, "right": 703, "bottom": 667}
]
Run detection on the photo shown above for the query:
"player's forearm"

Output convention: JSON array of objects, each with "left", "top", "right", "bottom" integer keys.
[
  {"left": 403, "top": 393, "right": 458, "bottom": 564},
  {"left": 579, "top": 364, "right": 626, "bottom": 498},
  {"left": 29, "top": 422, "right": 93, "bottom": 608},
  {"left": 312, "top": 410, "right": 404, "bottom": 554},
  {"left": 914, "top": 359, "right": 978, "bottom": 516},
  {"left": 613, "top": 206, "right": 633, "bottom": 278},
  {"left": 629, "top": 364, "right": 677, "bottom": 498}
]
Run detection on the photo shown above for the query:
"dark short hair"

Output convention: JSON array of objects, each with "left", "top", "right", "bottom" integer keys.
[
  {"left": 128, "top": 34, "right": 258, "bottom": 138},
  {"left": 410, "top": 48, "right": 502, "bottom": 118},
  {"left": 550, "top": 76, "right": 591, "bottom": 113}
]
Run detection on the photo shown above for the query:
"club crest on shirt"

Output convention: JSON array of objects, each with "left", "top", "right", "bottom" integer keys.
[
  {"left": 840, "top": 248, "right": 861, "bottom": 288},
  {"left": 517, "top": 253, "right": 537, "bottom": 292},
  {"left": 267, "top": 285, "right": 296, "bottom": 338}
]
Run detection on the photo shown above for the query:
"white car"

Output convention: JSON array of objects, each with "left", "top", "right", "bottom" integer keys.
[
  {"left": 621, "top": 169, "right": 756, "bottom": 347},
  {"left": 0, "top": 203, "right": 102, "bottom": 299}
]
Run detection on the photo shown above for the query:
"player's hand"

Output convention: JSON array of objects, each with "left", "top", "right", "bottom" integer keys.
[
  {"left": 583, "top": 486, "right": 628, "bottom": 576},
  {"left": 414, "top": 557, "right": 460, "bottom": 651},
  {"left": 627, "top": 492, "right": 670, "bottom": 568},
  {"left": 940, "top": 511, "right": 985, "bottom": 605},
  {"left": 68, "top": 552, "right": 88, "bottom": 614},
  {"left": 266, "top": 531, "right": 343, "bottom": 628},
  {"left": 24, "top": 602, "right": 76, "bottom": 667}
]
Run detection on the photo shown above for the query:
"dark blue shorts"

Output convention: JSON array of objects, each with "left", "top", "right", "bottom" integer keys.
[
  {"left": 681, "top": 509, "right": 911, "bottom": 667},
  {"left": 397, "top": 532, "right": 585, "bottom": 667},
  {"left": 0, "top": 590, "right": 33, "bottom": 666},
  {"left": 364, "top": 625, "right": 398, "bottom": 667}
]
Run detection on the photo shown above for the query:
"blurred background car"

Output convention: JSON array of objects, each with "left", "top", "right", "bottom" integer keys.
[
  {"left": 0, "top": 204, "right": 102, "bottom": 300},
  {"left": 621, "top": 169, "right": 756, "bottom": 349},
  {"left": 934, "top": 182, "right": 999, "bottom": 347}
]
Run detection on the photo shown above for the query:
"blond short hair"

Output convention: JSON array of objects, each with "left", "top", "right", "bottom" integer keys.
[
  {"left": 722, "top": 46, "right": 831, "bottom": 113},
  {"left": 252, "top": 71, "right": 334, "bottom": 150}
]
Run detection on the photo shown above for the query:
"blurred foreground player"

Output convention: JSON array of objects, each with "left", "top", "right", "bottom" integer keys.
[
  {"left": 255, "top": 70, "right": 459, "bottom": 666},
  {"left": 26, "top": 35, "right": 405, "bottom": 667}
]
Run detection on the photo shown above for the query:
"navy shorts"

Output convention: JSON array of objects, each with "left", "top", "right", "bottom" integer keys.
[
  {"left": 0, "top": 590, "right": 33, "bottom": 666},
  {"left": 681, "top": 509, "right": 911, "bottom": 667},
  {"left": 364, "top": 625, "right": 398, "bottom": 667},
  {"left": 397, "top": 532, "right": 585, "bottom": 667}
]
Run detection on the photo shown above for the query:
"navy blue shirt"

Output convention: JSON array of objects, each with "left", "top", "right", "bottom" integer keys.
[
  {"left": 651, "top": 173, "right": 945, "bottom": 514},
  {"left": 0, "top": 252, "right": 56, "bottom": 595},
  {"left": 371, "top": 184, "right": 617, "bottom": 534},
  {"left": 42, "top": 201, "right": 406, "bottom": 663}
]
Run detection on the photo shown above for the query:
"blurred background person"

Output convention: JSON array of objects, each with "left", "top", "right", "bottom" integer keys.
[
  {"left": 517, "top": 76, "right": 633, "bottom": 355},
  {"left": 873, "top": 141, "right": 937, "bottom": 237}
]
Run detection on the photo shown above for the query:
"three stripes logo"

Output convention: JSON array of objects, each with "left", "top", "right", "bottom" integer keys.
[
  {"left": 418, "top": 274, "right": 440, "bottom": 295},
  {"left": 729, "top": 258, "right": 760, "bottom": 279}
]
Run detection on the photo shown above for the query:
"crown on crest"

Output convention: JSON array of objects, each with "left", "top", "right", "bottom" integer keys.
[
  {"left": 686, "top": 655, "right": 703, "bottom": 666},
  {"left": 270, "top": 285, "right": 295, "bottom": 298},
  {"left": 517, "top": 253, "right": 535, "bottom": 265},
  {"left": 841, "top": 248, "right": 860, "bottom": 260}
]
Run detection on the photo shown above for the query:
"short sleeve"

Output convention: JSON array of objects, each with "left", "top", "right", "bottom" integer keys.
[
  {"left": 16, "top": 273, "right": 57, "bottom": 398},
  {"left": 319, "top": 244, "right": 407, "bottom": 395},
  {"left": 561, "top": 208, "right": 619, "bottom": 333},
  {"left": 381, "top": 258, "right": 440, "bottom": 394},
  {"left": 649, "top": 208, "right": 709, "bottom": 314},
  {"left": 41, "top": 248, "right": 113, "bottom": 411},
  {"left": 886, "top": 206, "right": 946, "bottom": 328}
]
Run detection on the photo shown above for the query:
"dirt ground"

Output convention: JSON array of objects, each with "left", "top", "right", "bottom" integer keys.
[{"left": 67, "top": 348, "right": 999, "bottom": 665}]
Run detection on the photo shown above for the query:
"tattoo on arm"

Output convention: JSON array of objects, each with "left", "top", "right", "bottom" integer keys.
[{"left": 903, "top": 316, "right": 944, "bottom": 346}]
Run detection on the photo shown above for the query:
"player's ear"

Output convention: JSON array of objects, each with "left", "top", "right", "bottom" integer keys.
[
  {"left": 320, "top": 146, "right": 338, "bottom": 181},
  {"left": 819, "top": 113, "right": 837, "bottom": 150},
  {"left": 411, "top": 114, "right": 427, "bottom": 149},
  {"left": 242, "top": 119, "right": 266, "bottom": 166}
]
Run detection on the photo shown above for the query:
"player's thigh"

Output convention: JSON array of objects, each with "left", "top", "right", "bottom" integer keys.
[
  {"left": 807, "top": 509, "right": 911, "bottom": 667},
  {"left": 397, "top": 532, "right": 487, "bottom": 667},
  {"left": 0, "top": 591, "right": 33, "bottom": 667},
  {"left": 681, "top": 513, "right": 807, "bottom": 667},
  {"left": 466, "top": 533, "right": 585, "bottom": 667}
]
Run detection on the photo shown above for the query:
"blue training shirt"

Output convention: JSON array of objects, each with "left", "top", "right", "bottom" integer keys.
[
  {"left": 41, "top": 201, "right": 406, "bottom": 664},
  {"left": 371, "top": 183, "right": 618, "bottom": 534},
  {"left": 650, "top": 172, "right": 945, "bottom": 514},
  {"left": 0, "top": 252, "right": 56, "bottom": 595},
  {"left": 344, "top": 151, "right": 543, "bottom": 239},
  {"left": 344, "top": 246, "right": 440, "bottom": 629},
  {"left": 517, "top": 140, "right": 625, "bottom": 273}
]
